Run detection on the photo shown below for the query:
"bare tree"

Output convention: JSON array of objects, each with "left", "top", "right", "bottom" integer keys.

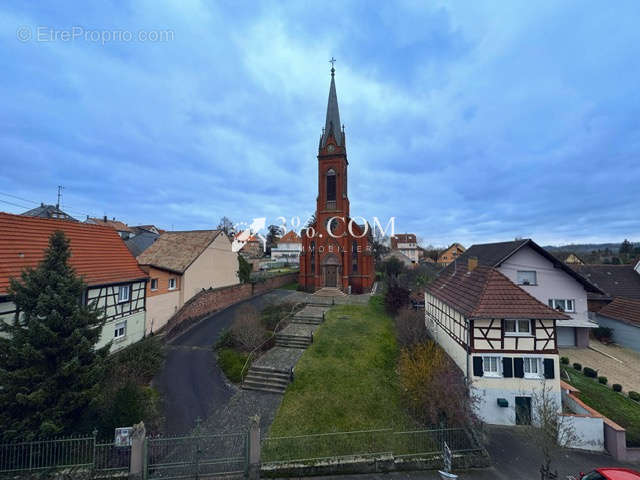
[
  {"left": 230, "top": 304, "right": 267, "bottom": 351},
  {"left": 527, "top": 381, "right": 578, "bottom": 480},
  {"left": 395, "top": 308, "right": 430, "bottom": 347}
]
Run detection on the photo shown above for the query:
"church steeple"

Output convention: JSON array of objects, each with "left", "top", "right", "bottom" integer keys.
[{"left": 320, "top": 60, "right": 343, "bottom": 148}]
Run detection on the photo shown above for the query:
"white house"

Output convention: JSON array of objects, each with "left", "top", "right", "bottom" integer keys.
[
  {"left": 270, "top": 230, "right": 302, "bottom": 264},
  {"left": 0, "top": 212, "right": 148, "bottom": 353},
  {"left": 425, "top": 257, "right": 567, "bottom": 425},
  {"left": 451, "top": 239, "right": 603, "bottom": 347},
  {"left": 391, "top": 233, "right": 419, "bottom": 264}
]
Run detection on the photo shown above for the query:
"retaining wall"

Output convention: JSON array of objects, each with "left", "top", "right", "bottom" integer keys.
[{"left": 164, "top": 273, "right": 298, "bottom": 338}]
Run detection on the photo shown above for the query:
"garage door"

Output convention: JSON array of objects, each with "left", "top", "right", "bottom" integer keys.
[{"left": 557, "top": 327, "right": 576, "bottom": 347}]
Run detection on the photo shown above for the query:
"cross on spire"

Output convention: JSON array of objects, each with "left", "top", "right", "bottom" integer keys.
[{"left": 329, "top": 57, "right": 336, "bottom": 76}]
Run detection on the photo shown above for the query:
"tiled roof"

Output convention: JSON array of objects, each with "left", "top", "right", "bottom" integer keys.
[
  {"left": 278, "top": 230, "right": 301, "bottom": 243},
  {"left": 453, "top": 239, "right": 602, "bottom": 294},
  {"left": 137, "top": 230, "right": 222, "bottom": 274},
  {"left": 427, "top": 263, "right": 569, "bottom": 320},
  {"left": 125, "top": 231, "right": 159, "bottom": 257},
  {"left": 22, "top": 204, "right": 77, "bottom": 221},
  {"left": 598, "top": 297, "right": 640, "bottom": 327},
  {"left": 571, "top": 265, "right": 640, "bottom": 300},
  {"left": 0, "top": 212, "right": 147, "bottom": 294},
  {"left": 86, "top": 217, "right": 133, "bottom": 233},
  {"left": 391, "top": 233, "right": 416, "bottom": 249}
]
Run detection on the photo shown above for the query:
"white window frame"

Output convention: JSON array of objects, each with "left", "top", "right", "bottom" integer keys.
[
  {"left": 523, "top": 357, "right": 543, "bottom": 379},
  {"left": 150, "top": 278, "right": 158, "bottom": 291},
  {"left": 118, "top": 285, "right": 130, "bottom": 303},
  {"left": 548, "top": 299, "right": 575, "bottom": 313},
  {"left": 504, "top": 319, "right": 532, "bottom": 336},
  {"left": 168, "top": 278, "right": 177, "bottom": 290},
  {"left": 114, "top": 320, "right": 126, "bottom": 339},
  {"left": 482, "top": 356, "right": 502, "bottom": 378},
  {"left": 517, "top": 270, "right": 537, "bottom": 286}
]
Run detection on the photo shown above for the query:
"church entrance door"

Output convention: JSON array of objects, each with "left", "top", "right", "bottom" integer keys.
[{"left": 325, "top": 265, "right": 338, "bottom": 287}]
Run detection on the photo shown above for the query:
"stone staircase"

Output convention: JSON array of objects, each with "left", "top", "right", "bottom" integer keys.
[
  {"left": 314, "top": 287, "right": 347, "bottom": 297},
  {"left": 242, "top": 365, "right": 291, "bottom": 394},
  {"left": 291, "top": 305, "right": 326, "bottom": 325},
  {"left": 274, "top": 332, "right": 312, "bottom": 349}
]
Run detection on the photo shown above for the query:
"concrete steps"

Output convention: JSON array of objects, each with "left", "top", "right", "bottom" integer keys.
[
  {"left": 291, "top": 315, "right": 323, "bottom": 325},
  {"left": 274, "top": 333, "right": 312, "bottom": 349},
  {"left": 242, "top": 365, "right": 291, "bottom": 394}
]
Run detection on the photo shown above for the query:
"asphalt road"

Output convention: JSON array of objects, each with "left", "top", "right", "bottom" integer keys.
[{"left": 153, "top": 290, "right": 291, "bottom": 435}]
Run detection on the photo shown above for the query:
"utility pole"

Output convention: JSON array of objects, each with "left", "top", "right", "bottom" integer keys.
[{"left": 56, "top": 185, "right": 64, "bottom": 209}]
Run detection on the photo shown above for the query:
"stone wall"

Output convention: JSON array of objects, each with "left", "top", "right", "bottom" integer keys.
[{"left": 164, "top": 273, "right": 298, "bottom": 338}]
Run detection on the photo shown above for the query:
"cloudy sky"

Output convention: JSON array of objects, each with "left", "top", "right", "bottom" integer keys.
[{"left": 1, "top": 1, "right": 639, "bottom": 247}]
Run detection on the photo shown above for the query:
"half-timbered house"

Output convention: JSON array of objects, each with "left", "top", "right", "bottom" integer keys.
[
  {"left": 0, "top": 212, "right": 148, "bottom": 353},
  {"left": 425, "top": 257, "right": 569, "bottom": 425}
]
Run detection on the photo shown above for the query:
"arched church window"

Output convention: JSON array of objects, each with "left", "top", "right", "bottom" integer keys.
[
  {"left": 310, "top": 241, "right": 315, "bottom": 273},
  {"left": 326, "top": 168, "right": 336, "bottom": 206},
  {"left": 352, "top": 240, "right": 358, "bottom": 272}
]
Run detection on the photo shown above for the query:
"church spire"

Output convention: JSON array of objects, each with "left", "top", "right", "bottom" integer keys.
[{"left": 320, "top": 58, "right": 342, "bottom": 148}]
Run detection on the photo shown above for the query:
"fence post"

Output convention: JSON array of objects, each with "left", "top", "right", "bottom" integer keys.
[
  {"left": 129, "top": 421, "right": 146, "bottom": 479},
  {"left": 247, "top": 415, "right": 261, "bottom": 480},
  {"left": 91, "top": 429, "right": 97, "bottom": 472}
]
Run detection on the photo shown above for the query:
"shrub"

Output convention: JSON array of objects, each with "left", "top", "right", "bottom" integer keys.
[
  {"left": 573, "top": 363, "right": 582, "bottom": 371},
  {"left": 384, "top": 285, "right": 410, "bottom": 315},
  {"left": 613, "top": 384, "right": 623, "bottom": 392},
  {"left": 598, "top": 376, "right": 608, "bottom": 385},
  {"left": 629, "top": 391, "right": 640, "bottom": 402},
  {"left": 217, "top": 348, "right": 249, "bottom": 383},
  {"left": 395, "top": 308, "right": 430, "bottom": 347},
  {"left": 583, "top": 367, "right": 597, "bottom": 378},
  {"left": 593, "top": 326, "right": 613, "bottom": 341},
  {"left": 398, "top": 341, "right": 477, "bottom": 427},
  {"left": 560, "top": 356, "right": 569, "bottom": 365},
  {"left": 214, "top": 329, "right": 236, "bottom": 350},
  {"left": 231, "top": 304, "right": 268, "bottom": 351},
  {"left": 98, "top": 382, "right": 160, "bottom": 435},
  {"left": 261, "top": 302, "right": 296, "bottom": 331}
]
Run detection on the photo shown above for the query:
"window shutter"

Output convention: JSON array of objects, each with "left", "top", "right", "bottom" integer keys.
[
  {"left": 473, "top": 357, "right": 484, "bottom": 377},
  {"left": 502, "top": 357, "right": 513, "bottom": 378},
  {"left": 544, "top": 358, "right": 555, "bottom": 379},
  {"left": 514, "top": 358, "right": 524, "bottom": 378}
]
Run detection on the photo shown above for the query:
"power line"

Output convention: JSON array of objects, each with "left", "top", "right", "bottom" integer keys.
[
  {"left": 0, "top": 191, "right": 40, "bottom": 206},
  {"left": 0, "top": 199, "right": 32, "bottom": 210}
]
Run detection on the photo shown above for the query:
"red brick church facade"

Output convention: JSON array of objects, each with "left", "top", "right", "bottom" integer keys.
[{"left": 299, "top": 67, "right": 375, "bottom": 293}]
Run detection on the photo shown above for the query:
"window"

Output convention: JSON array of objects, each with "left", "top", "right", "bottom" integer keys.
[
  {"left": 310, "top": 242, "right": 315, "bottom": 274},
  {"left": 504, "top": 319, "right": 531, "bottom": 336},
  {"left": 517, "top": 270, "right": 537, "bottom": 285},
  {"left": 482, "top": 356, "right": 501, "bottom": 377},
  {"left": 352, "top": 241, "right": 358, "bottom": 273},
  {"left": 114, "top": 321, "right": 126, "bottom": 339},
  {"left": 523, "top": 357, "right": 542, "bottom": 378},
  {"left": 118, "top": 285, "right": 130, "bottom": 303},
  {"left": 581, "top": 471, "right": 606, "bottom": 480},
  {"left": 168, "top": 278, "right": 177, "bottom": 290},
  {"left": 326, "top": 169, "right": 336, "bottom": 203},
  {"left": 150, "top": 278, "right": 158, "bottom": 291},
  {"left": 548, "top": 299, "right": 575, "bottom": 313}
]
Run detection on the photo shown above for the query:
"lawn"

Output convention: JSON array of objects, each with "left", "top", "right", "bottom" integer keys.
[
  {"left": 268, "top": 295, "right": 414, "bottom": 436},
  {"left": 563, "top": 366, "right": 640, "bottom": 446},
  {"left": 279, "top": 281, "right": 299, "bottom": 290}
]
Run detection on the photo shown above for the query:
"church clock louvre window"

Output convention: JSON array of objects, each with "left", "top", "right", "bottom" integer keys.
[{"left": 326, "top": 168, "right": 336, "bottom": 208}]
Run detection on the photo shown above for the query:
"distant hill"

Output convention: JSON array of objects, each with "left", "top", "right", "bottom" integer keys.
[{"left": 543, "top": 243, "right": 629, "bottom": 254}]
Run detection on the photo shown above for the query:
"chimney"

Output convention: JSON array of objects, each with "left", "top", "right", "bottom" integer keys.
[
  {"left": 468, "top": 256, "right": 478, "bottom": 272},
  {"left": 103, "top": 215, "right": 107, "bottom": 222}
]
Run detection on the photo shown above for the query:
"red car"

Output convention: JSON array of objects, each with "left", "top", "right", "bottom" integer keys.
[{"left": 580, "top": 468, "right": 640, "bottom": 480}]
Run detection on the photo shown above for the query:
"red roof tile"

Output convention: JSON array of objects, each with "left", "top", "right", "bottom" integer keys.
[
  {"left": 0, "top": 212, "right": 147, "bottom": 294},
  {"left": 278, "top": 230, "right": 301, "bottom": 243},
  {"left": 599, "top": 297, "right": 640, "bottom": 327},
  {"left": 427, "top": 264, "right": 569, "bottom": 320},
  {"left": 86, "top": 217, "right": 133, "bottom": 233}
]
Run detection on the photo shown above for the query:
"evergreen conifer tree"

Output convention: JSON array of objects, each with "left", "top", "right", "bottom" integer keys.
[{"left": 0, "top": 231, "right": 110, "bottom": 439}]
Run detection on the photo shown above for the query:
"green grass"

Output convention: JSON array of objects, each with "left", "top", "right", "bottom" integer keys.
[
  {"left": 280, "top": 281, "right": 299, "bottom": 290},
  {"left": 268, "top": 295, "right": 413, "bottom": 436},
  {"left": 217, "top": 348, "right": 249, "bottom": 383},
  {"left": 564, "top": 367, "right": 640, "bottom": 446}
]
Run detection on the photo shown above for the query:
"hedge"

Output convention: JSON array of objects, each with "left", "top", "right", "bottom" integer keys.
[
  {"left": 629, "top": 391, "right": 640, "bottom": 402},
  {"left": 573, "top": 363, "right": 582, "bottom": 371},
  {"left": 598, "top": 376, "right": 608, "bottom": 385},
  {"left": 613, "top": 384, "right": 623, "bottom": 393},
  {"left": 560, "top": 357, "right": 569, "bottom": 365}
]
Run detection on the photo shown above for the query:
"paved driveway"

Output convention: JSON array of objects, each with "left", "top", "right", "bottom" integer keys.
[
  {"left": 153, "top": 290, "right": 293, "bottom": 435},
  {"left": 560, "top": 341, "right": 640, "bottom": 393}
]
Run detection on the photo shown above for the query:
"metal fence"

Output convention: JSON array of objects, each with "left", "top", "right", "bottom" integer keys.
[
  {"left": 0, "top": 435, "right": 129, "bottom": 476},
  {"left": 146, "top": 432, "right": 247, "bottom": 479},
  {"left": 261, "top": 427, "right": 480, "bottom": 465}
]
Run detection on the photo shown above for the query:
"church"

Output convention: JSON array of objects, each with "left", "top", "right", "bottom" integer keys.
[{"left": 299, "top": 64, "right": 375, "bottom": 294}]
